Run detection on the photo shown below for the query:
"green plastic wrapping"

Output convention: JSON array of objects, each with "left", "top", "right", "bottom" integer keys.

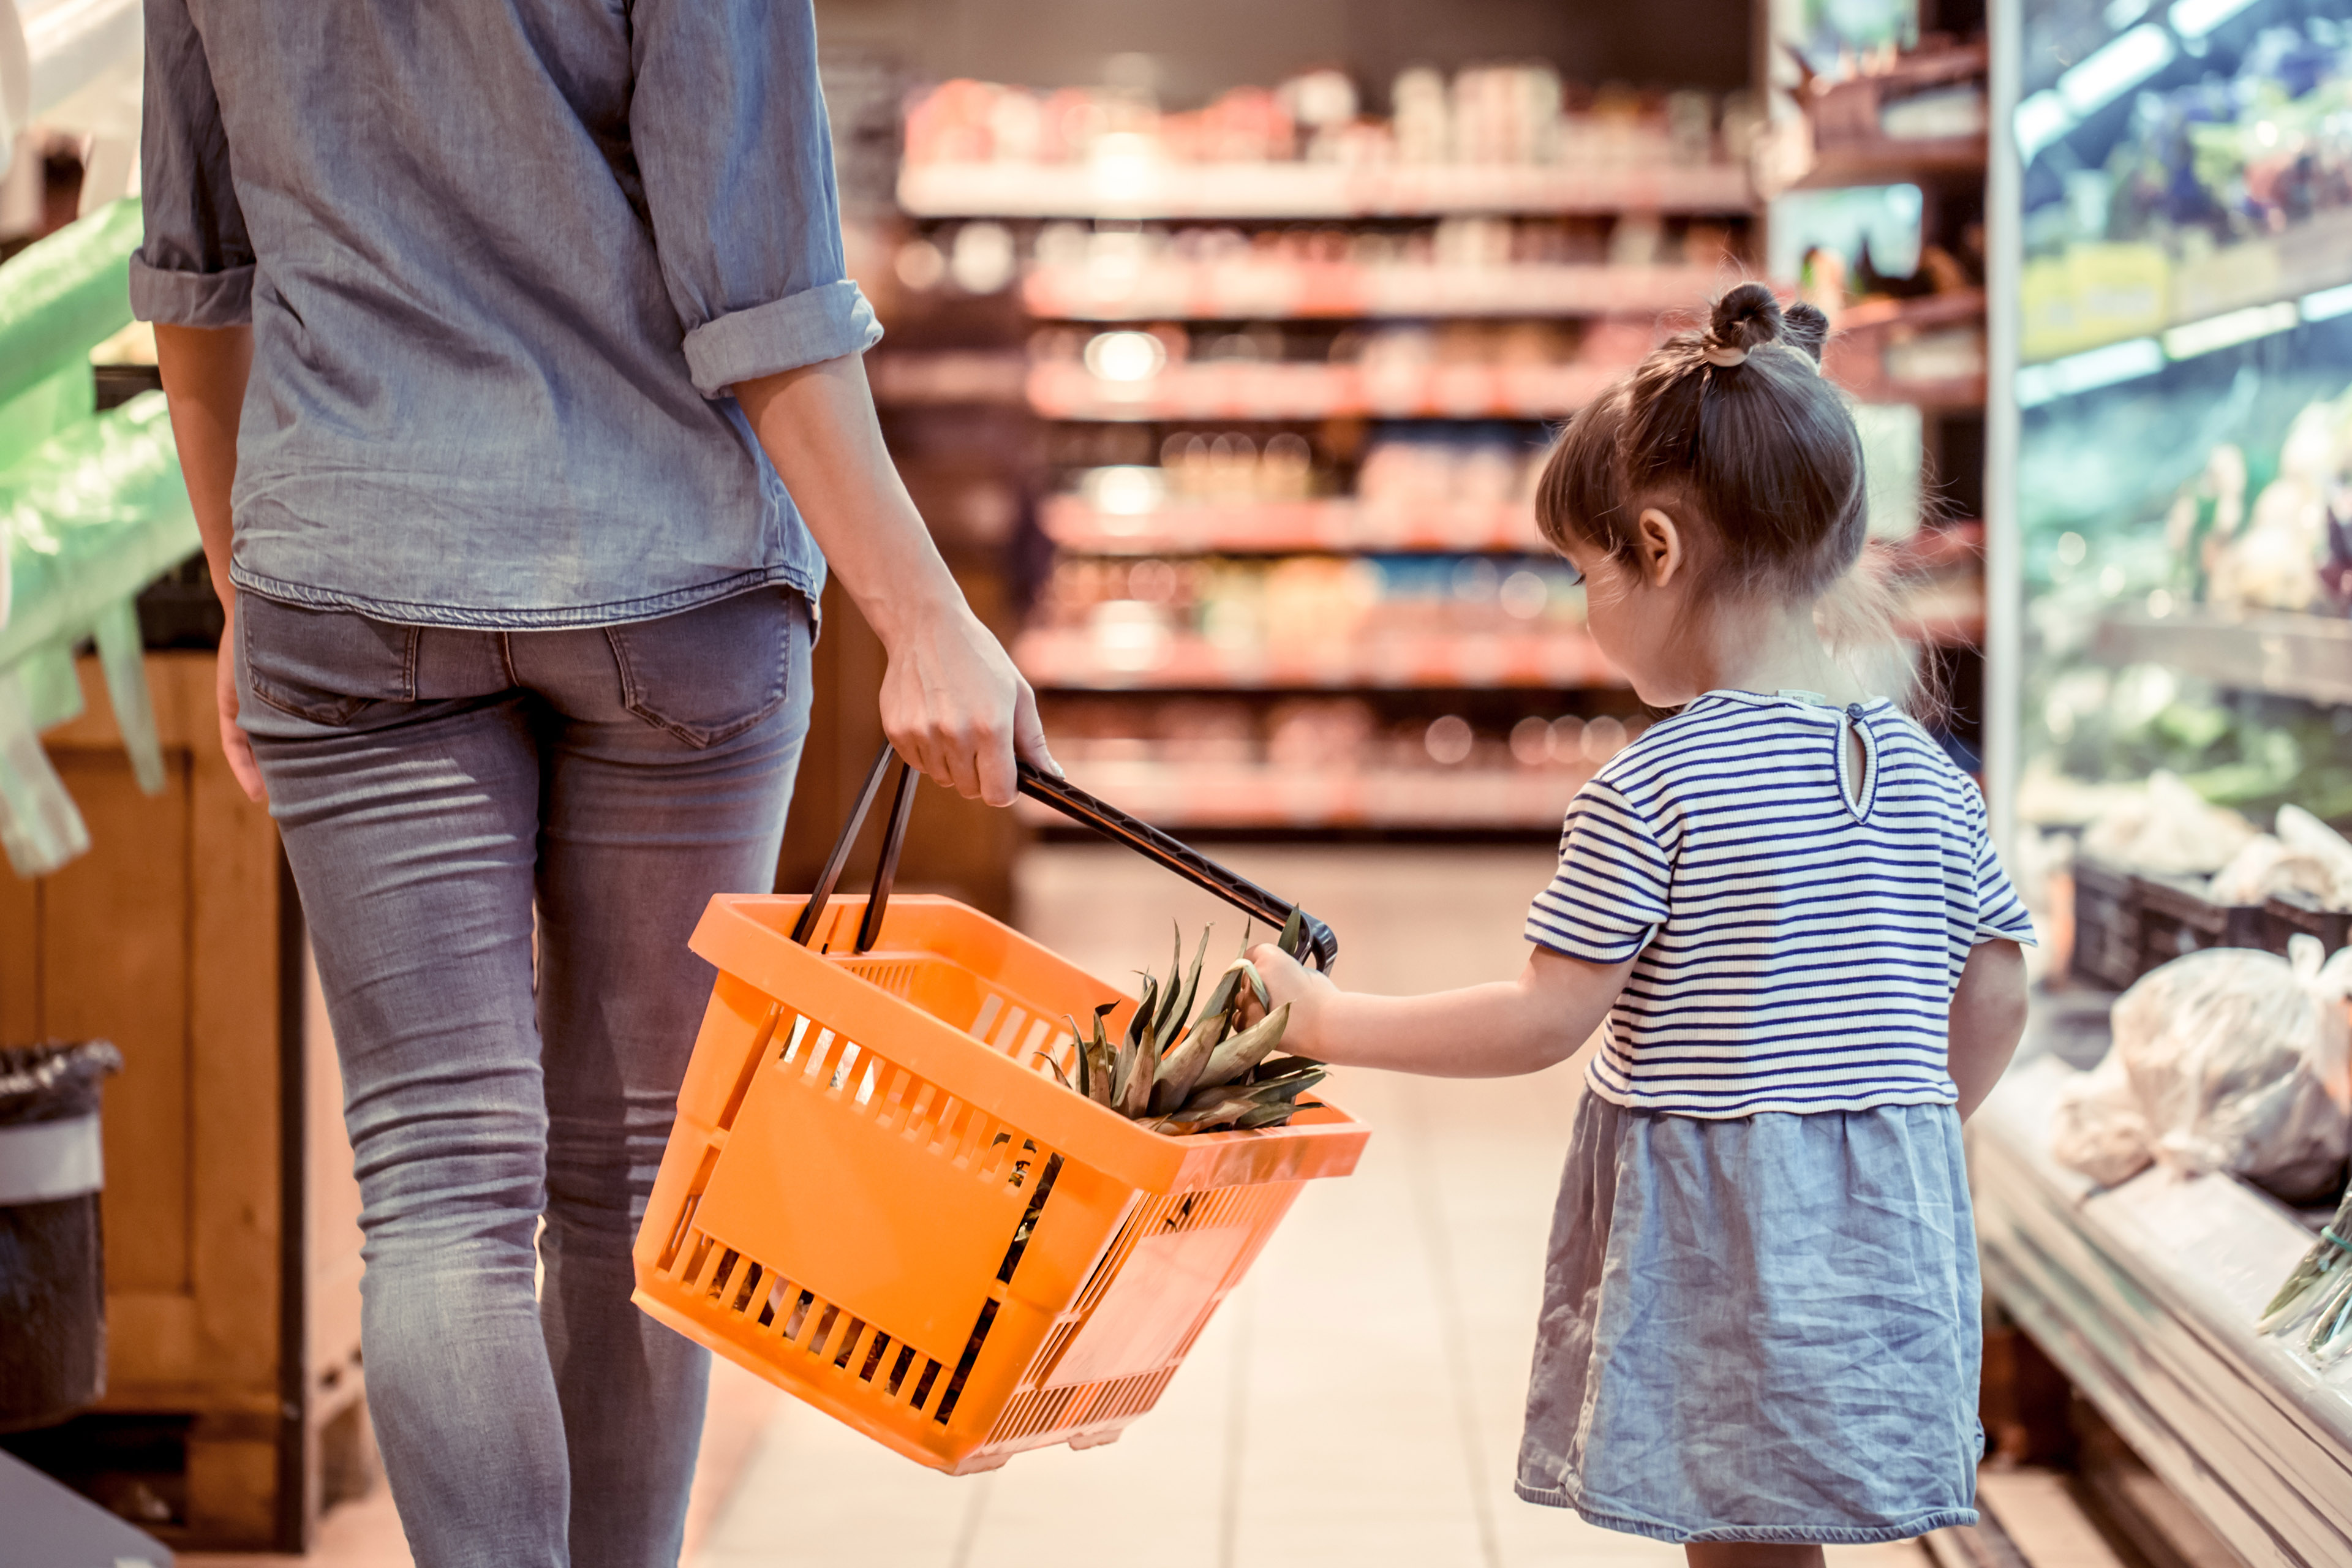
[
  {"left": 0, "top": 393, "right": 199, "bottom": 669},
  {"left": 0, "top": 198, "right": 142, "bottom": 410},
  {"left": 0, "top": 392, "right": 198, "bottom": 873}
]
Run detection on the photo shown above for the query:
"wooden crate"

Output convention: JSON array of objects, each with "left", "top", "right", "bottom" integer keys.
[{"left": 0, "top": 652, "right": 368, "bottom": 1551}]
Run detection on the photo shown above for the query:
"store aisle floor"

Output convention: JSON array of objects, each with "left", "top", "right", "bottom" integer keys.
[{"left": 190, "top": 845, "right": 1930, "bottom": 1568}]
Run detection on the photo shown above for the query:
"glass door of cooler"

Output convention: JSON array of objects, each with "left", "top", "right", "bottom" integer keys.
[{"left": 1991, "top": 0, "right": 2352, "bottom": 940}]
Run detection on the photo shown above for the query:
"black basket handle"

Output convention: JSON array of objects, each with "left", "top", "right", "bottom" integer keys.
[
  {"left": 1016, "top": 762, "right": 1336, "bottom": 971},
  {"left": 790, "top": 742, "right": 1338, "bottom": 971}
]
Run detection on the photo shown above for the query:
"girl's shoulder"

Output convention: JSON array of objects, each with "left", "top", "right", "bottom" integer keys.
[
  {"left": 1593, "top": 693, "right": 1985, "bottom": 829},
  {"left": 1591, "top": 692, "right": 1830, "bottom": 798}
]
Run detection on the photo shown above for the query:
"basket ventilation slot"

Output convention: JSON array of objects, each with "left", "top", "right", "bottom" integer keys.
[
  {"left": 982, "top": 1367, "right": 1180, "bottom": 1450},
  {"left": 767, "top": 1023, "right": 1055, "bottom": 1193},
  {"left": 657, "top": 1223, "right": 957, "bottom": 1420},
  {"left": 1027, "top": 1184, "right": 1291, "bottom": 1383}
]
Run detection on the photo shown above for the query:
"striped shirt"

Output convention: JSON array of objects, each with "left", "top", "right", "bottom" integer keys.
[{"left": 1526, "top": 690, "right": 2034, "bottom": 1118}]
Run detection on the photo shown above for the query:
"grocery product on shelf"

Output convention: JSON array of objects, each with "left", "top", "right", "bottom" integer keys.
[
  {"left": 2049, "top": 936, "right": 2352, "bottom": 1203},
  {"left": 2020, "top": 10, "right": 2352, "bottom": 361},
  {"left": 2208, "top": 804, "right": 2352, "bottom": 908},
  {"left": 1018, "top": 551, "right": 1603, "bottom": 690},
  {"left": 899, "top": 70, "right": 1758, "bottom": 219},
  {"left": 2260, "top": 1179, "right": 2352, "bottom": 1363},
  {"left": 1018, "top": 216, "right": 1738, "bottom": 320},
  {"left": 1022, "top": 318, "right": 1649, "bottom": 421}
]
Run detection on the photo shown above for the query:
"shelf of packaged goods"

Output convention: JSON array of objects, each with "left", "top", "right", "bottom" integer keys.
[
  {"left": 1011, "top": 756, "right": 1595, "bottom": 831},
  {"left": 1027, "top": 360, "right": 1622, "bottom": 422},
  {"left": 2022, "top": 206, "right": 2352, "bottom": 368},
  {"left": 1972, "top": 1055, "right": 2352, "bottom": 1568},
  {"left": 1020, "top": 262, "right": 1731, "bottom": 323},
  {"left": 1041, "top": 496, "right": 1544, "bottom": 556},
  {"left": 1821, "top": 290, "right": 1987, "bottom": 411},
  {"left": 1014, "top": 627, "right": 1621, "bottom": 692},
  {"left": 898, "top": 160, "right": 1754, "bottom": 221},
  {"left": 2090, "top": 607, "right": 2352, "bottom": 707},
  {"left": 1786, "top": 134, "right": 1986, "bottom": 192}
]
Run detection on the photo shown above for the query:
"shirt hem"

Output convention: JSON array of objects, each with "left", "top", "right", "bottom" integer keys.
[
  {"left": 227, "top": 563, "right": 819, "bottom": 631},
  {"left": 1578, "top": 1066, "right": 1960, "bottom": 1119},
  {"left": 1512, "top": 1477, "right": 1974, "bottom": 1545}
]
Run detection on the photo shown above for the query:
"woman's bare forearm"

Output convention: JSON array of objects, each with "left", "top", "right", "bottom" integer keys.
[
  {"left": 153, "top": 323, "right": 252, "bottom": 598},
  {"left": 733, "top": 353, "right": 1054, "bottom": 804},
  {"left": 733, "top": 355, "right": 960, "bottom": 641},
  {"left": 1947, "top": 939, "right": 2028, "bottom": 1120}
]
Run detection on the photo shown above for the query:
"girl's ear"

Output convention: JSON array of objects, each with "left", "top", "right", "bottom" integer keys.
[{"left": 1634, "top": 507, "right": 1684, "bottom": 588}]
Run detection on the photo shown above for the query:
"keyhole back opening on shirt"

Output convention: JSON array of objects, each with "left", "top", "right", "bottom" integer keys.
[{"left": 1839, "top": 705, "right": 1877, "bottom": 822}]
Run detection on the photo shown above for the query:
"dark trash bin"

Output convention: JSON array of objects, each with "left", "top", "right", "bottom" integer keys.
[{"left": 0, "top": 1041, "right": 124, "bottom": 1433}]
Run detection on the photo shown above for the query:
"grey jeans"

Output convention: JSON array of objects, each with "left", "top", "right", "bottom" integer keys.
[{"left": 236, "top": 586, "right": 812, "bottom": 1568}]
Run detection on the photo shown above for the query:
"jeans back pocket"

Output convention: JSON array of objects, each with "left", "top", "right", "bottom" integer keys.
[
  {"left": 602, "top": 589, "right": 801, "bottom": 748},
  {"left": 241, "top": 594, "right": 419, "bottom": 726}
]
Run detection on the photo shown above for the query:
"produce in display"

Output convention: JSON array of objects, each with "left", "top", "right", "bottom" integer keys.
[
  {"left": 2076, "top": 771, "right": 2258, "bottom": 878},
  {"left": 2258, "top": 1179, "right": 2352, "bottom": 1366},
  {"left": 2182, "top": 386, "right": 2352, "bottom": 616},
  {"left": 2209, "top": 804, "right": 2352, "bottom": 911},
  {"left": 2050, "top": 935, "right": 2352, "bottom": 1204},
  {"left": 1036, "top": 911, "right": 1325, "bottom": 1134}
]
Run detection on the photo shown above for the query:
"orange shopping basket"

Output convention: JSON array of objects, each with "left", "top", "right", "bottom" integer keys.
[{"left": 633, "top": 747, "right": 1368, "bottom": 1474}]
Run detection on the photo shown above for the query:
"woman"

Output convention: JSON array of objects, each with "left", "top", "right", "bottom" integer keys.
[{"left": 134, "top": 4, "right": 1050, "bottom": 1564}]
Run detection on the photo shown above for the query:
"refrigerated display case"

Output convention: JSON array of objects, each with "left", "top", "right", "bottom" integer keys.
[{"left": 1982, "top": 0, "right": 2352, "bottom": 1559}]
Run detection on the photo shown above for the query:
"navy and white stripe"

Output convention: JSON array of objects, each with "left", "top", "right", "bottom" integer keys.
[{"left": 1526, "top": 690, "right": 2034, "bottom": 1119}]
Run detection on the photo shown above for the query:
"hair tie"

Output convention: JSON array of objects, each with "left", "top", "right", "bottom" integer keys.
[{"left": 1701, "top": 342, "right": 1748, "bottom": 368}]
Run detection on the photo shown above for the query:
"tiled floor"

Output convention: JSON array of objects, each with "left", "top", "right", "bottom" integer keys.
[{"left": 194, "top": 845, "right": 1931, "bottom": 1568}]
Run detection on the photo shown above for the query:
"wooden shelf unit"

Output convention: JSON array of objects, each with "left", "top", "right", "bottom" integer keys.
[{"left": 0, "top": 653, "right": 368, "bottom": 1553}]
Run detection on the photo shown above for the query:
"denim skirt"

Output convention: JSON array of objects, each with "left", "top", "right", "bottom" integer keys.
[{"left": 1514, "top": 1091, "right": 1984, "bottom": 1545}]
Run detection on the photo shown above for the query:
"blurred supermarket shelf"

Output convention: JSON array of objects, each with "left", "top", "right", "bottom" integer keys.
[
  {"left": 1042, "top": 496, "right": 1543, "bottom": 556},
  {"left": 898, "top": 160, "right": 1753, "bottom": 221},
  {"left": 1823, "top": 290, "right": 1987, "bottom": 410},
  {"left": 2022, "top": 206, "right": 2352, "bottom": 368},
  {"left": 2091, "top": 606, "right": 2352, "bottom": 707},
  {"left": 867, "top": 350, "right": 1030, "bottom": 407},
  {"left": 1785, "top": 134, "right": 1986, "bottom": 192},
  {"left": 1011, "top": 756, "right": 1596, "bottom": 831},
  {"left": 1026, "top": 359, "right": 1620, "bottom": 421},
  {"left": 1021, "top": 260, "right": 1732, "bottom": 322},
  {"left": 1015, "top": 627, "right": 1621, "bottom": 691}
]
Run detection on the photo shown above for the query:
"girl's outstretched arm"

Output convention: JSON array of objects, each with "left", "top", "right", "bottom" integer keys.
[
  {"left": 1947, "top": 938, "right": 2028, "bottom": 1120},
  {"left": 1245, "top": 943, "right": 1632, "bottom": 1079}
]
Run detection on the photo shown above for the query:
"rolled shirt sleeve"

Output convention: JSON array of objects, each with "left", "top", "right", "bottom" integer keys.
[
  {"left": 129, "top": 0, "right": 255, "bottom": 326},
  {"left": 628, "top": 0, "right": 883, "bottom": 397}
]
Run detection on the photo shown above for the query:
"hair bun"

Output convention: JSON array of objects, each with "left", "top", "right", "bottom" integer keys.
[
  {"left": 1709, "top": 281, "right": 1784, "bottom": 355},
  {"left": 1779, "top": 301, "right": 1830, "bottom": 364}
]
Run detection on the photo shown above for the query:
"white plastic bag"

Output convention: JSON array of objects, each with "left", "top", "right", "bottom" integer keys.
[
  {"left": 2207, "top": 805, "right": 2352, "bottom": 910},
  {"left": 2051, "top": 936, "right": 2352, "bottom": 1202},
  {"left": 2078, "top": 771, "right": 2256, "bottom": 877}
]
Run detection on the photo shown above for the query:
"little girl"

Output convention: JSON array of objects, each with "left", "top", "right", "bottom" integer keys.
[{"left": 1249, "top": 283, "right": 2032, "bottom": 1567}]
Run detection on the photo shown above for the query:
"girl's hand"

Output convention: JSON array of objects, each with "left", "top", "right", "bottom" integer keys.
[{"left": 1245, "top": 943, "right": 1338, "bottom": 1058}]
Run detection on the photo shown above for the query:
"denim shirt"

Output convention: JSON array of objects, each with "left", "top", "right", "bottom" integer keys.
[{"left": 132, "top": 0, "right": 882, "bottom": 628}]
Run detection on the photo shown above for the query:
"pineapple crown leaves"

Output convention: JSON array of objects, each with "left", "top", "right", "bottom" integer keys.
[
  {"left": 1036, "top": 923, "right": 1316, "bottom": 1136},
  {"left": 1278, "top": 905, "right": 1308, "bottom": 960}
]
